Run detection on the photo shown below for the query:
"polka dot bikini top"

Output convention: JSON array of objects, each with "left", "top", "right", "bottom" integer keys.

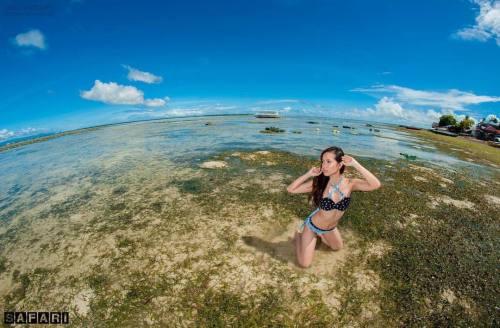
[{"left": 319, "top": 177, "right": 351, "bottom": 212}]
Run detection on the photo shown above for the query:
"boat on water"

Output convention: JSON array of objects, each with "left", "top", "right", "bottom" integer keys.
[
  {"left": 488, "top": 141, "right": 500, "bottom": 148},
  {"left": 399, "top": 125, "right": 422, "bottom": 130},
  {"left": 254, "top": 111, "right": 280, "bottom": 118},
  {"left": 431, "top": 129, "right": 458, "bottom": 137}
]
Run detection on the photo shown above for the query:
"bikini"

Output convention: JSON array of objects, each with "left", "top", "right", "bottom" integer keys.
[{"left": 298, "top": 177, "right": 351, "bottom": 235}]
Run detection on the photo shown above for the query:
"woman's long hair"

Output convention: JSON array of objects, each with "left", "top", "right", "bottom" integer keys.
[{"left": 309, "top": 146, "right": 345, "bottom": 207}]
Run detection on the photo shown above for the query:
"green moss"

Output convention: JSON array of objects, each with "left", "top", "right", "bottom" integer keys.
[
  {"left": 11, "top": 269, "right": 20, "bottom": 281},
  {"left": 217, "top": 226, "right": 238, "bottom": 249},
  {"left": 87, "top": 272, "right": 109, "bottom": 291},
  {"left": 174, "top": 178, "right": 205, "bottom": 194},
  {"left": 116, "top": 236, "right": 135, "bottom": 249},
  {"left": 2, "top": 147, "right": 498, "bottom": 326},
  {"left": 0, "top": 256, "right": 6, "bottom": 274},
  {"left": 404, "top": 129, "right": 500, "bottom": 166},
  {"left": 43, "top": 190, "right": 95, "bottom": 219},
  {"left": 112, "top": 186, "right": 128, "bottom": 195},
  {"left": 260, "top": 126, "right": 285, "bottom": 133},
  {"left": 149, "top": 201, "right": 164, "bottom": 213},
  {"left": 108, "top": 202, "right": 126, "bottom": 212}
]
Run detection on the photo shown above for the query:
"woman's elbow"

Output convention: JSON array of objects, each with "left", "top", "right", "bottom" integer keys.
[
  {"left": 372, "top": 180, "right": 382, "bottom": 190},
  {"left": 286, "top": 186, "right": 295, "bottom": 194}
]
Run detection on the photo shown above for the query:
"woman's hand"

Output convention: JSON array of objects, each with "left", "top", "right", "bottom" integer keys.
[
  {"left": 341, "top": 155, "right": 358, "bottom": 167},
  {"left": 308, "top": 167, "right": 322, "bottom": 177}
]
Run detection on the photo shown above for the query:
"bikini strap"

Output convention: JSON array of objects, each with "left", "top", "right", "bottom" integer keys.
[{"left": 328, "top": 177, "right": 344, "bottom": 199}]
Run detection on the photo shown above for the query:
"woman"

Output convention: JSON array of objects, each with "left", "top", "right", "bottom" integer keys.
[{"left": 287, "top": 146, "right": 381, "bottom": 268}]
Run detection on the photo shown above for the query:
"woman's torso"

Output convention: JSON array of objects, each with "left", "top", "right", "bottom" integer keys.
[{"left": 311, "top": 177, "right": 352, "bottom": 230}]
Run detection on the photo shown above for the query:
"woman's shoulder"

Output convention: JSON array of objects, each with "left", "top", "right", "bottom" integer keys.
[
  {"left": 343, "top": 176, "right": 353, "bottom": 186},
  {"left": 343, "top": 177, "right": 355, "bottom": 195}
]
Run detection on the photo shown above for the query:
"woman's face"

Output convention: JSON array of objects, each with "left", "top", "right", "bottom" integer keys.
[{"left": 321, "top": 152, "right": 342, "bottom": 176}]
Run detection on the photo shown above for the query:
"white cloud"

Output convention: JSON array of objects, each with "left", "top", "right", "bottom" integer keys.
[
  {"left": 0, "top": 127, "right": 46, "bottom": 141},
  {"left": 144, "top": 97, "right": 169, "bottom": 107},
  {"left": 123, "top": 65, "right": 163, "bottom": 84},
  {"left": 256, "top": 99, "right": 300, "bottom": 105},
  {"left": 14, "top": 29, "right": 46, "bottom": 50},
  {"left": 454, "top": 0, "right": 500, "bottom": 46},
  {"left": 120, "top": 108, "right": 204, "bottom": 121},
  {"left": 456, "top": 114, "right": 479, "bottom": 124},
  {"left": 166, "top": 109, "right": 204, "bottom": 116},
  {"left": 348, "top": 97, "right": 443, "bottom": 126},
  {"left": 352, "top": 84, "right": 500, "bottom": 110},
  {"left": 0, "top": 129, "right": 15, "bottom": 140},
  {"left": 80, "top": 80, "right": 168, "bottom": 107}
]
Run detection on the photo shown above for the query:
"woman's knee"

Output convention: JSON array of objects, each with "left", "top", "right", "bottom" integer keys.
[
  {"left": 297, "top": 258, "right": 312, "bottom": 268},
  {"left": 330, "top": 242, "right": 343, "bottom": 251},
  {"left": 328, "top": 237, "right": 343, "bottom": 250}
]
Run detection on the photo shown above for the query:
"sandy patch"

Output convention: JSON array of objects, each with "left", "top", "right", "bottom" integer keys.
[
  {"left": 440, "top": 288, "right": 476, "bottom": 314},
  {"left": 247, "top": 173, "right": 286, "bottom": 193},
  {"left": 409, "top": 164, "right": 456, "bottom": 187},
  {"left": 241, "top": 219, "right": 361, "bottom": 277},
  {"left": 408, "top": 164, "right": 435, "bottom": 174},
  {"left": 484, "top": 194, "right": 500, "bottom": 207},
  {"left": 360, "top": 302, "right": 381, "bottom": 322},
  {"left": 366, "top": 240, "right": 392, "bottom": 258},
  {"left": 199, "top": 161, "right": 227, "bottom": 169},
  {"left": 0, "top": 276, "right": 13, "bottom": 303},
  {"left": 440, "top": 177, "right": 453, "bottom": 184},
  {"left": 262, "top": 207, "right": 274, "bottom": 219},
  {"left": 354, "top": 269, "right": 380, "bottom": 292},
  {"left": 231, "top": 151, "right": 274, "bottom": 162},
  {"left": 71, "top": 289, "right": 94, "bottom": 316},
  {"left": 429, "top": 195, "right": 475, "bottom": 209},
  {"left": 441, "top": 288, "right": 456, "bottom": 303},
  {"left": 413, "top": 176, "right": 428, "bottom": 182},
  {"left": 396, "top": 213, "right": 421, "bottom": 229}
]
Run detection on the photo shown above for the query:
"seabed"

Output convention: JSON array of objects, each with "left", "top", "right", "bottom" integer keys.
[{"left": 0, "top": 117, "right": 499, "bottom": 327}]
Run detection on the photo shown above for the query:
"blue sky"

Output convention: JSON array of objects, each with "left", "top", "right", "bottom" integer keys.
[{"left": 1, "top": 0, "right": 500, "bottom": 140}]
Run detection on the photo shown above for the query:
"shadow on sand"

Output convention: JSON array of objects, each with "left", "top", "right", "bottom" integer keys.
[{"left": 242, "top": 235, "right": 333, "bottom": 267}]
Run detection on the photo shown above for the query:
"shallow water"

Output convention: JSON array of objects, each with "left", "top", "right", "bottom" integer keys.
[
  {"left": 0, "top": 115, "right": 498, "bottom": 326},
  {"left": 0, "top": 115, "right": 477, "bottom": 194},
  {"left": 0, "top": 115, "right": 488, "bottom": 224}
]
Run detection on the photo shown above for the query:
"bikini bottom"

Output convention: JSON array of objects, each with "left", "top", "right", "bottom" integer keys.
[{"left": 298, "top": 208, "right": 337, "bottom": 235}]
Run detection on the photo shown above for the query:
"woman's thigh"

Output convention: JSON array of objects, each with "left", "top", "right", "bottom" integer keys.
[
  {"left": 320, "top": 228, "right": 343, "bottom": 250},
  {"left": 298, "top": 226, "right": 318, "bottom": 263},
  {"left": 300, "top": 226, "right": 318, "bottom": 249}
]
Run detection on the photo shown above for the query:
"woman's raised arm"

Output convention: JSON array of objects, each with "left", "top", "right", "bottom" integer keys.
[
  {"left": 342, "top": 156, "right": 381, "bottom": 192},
  {"left": 287, "top": 167, "right": 320, "bottom": 194}
]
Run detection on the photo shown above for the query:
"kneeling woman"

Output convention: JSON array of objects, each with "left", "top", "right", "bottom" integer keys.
[{"left": 287, "top": 146, "right": 381, "bottom": 268}]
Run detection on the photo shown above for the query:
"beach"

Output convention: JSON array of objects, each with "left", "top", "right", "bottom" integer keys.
[{"left": 0, "top": 115, "right": 499, "bottom": 326}]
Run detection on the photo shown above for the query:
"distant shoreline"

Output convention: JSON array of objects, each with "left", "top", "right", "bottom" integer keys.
[
  {"left": 401, "top": 128, "right": 500, "bottom": 168},
  {"left": 0, "top": 113, "right": 253, "bottom": 153},
  {"left": 0, "top": 113, "right": 402, "bottom": 153}
]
